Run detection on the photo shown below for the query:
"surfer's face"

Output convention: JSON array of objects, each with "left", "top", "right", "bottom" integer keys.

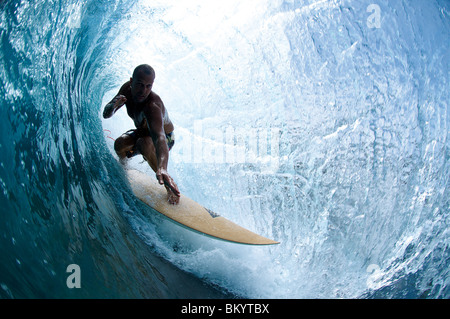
[{"left": 131, "top": 73, "right": 154, "bottom": 103}]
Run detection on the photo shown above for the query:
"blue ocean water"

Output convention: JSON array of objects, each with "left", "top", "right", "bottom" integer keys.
[{"left": 0, "top": 0, "right": 448, "bottom": 299}]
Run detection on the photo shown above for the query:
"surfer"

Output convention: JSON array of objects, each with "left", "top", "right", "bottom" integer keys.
[{"left": 103, "top": 64, "right": 181, "bottom": 205}]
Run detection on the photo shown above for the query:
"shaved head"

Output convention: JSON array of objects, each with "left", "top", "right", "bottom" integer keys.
[
  {"left": 133, "top": 64, "right": 155, "bottom": 80},
  {"left": 130, "top": 64, "right": 155, "bottom": 103}
]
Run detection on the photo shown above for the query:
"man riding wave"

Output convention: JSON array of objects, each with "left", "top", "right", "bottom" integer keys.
[{"left": 103, "top": 64, "right": 180, "bottom": 204}]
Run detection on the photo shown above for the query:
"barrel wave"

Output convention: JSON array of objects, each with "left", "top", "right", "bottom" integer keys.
[{"left": 0, "top": 0, "right": 448, "bottom": 299}]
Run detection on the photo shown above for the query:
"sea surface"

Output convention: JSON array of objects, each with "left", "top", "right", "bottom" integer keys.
[{"left": 0, "top": 0, "right": 448, "bottom": 298}]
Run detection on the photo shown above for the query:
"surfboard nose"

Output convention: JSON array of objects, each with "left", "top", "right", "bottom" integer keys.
[{"left": 127, "top": 169, "right": 279, "bottom": 245}]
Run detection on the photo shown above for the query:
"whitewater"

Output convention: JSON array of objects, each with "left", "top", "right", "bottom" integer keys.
[{"left": 0, "top": 0, "right": 448, "bottom": 299}]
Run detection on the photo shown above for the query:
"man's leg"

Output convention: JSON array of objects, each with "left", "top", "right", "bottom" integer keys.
[
  {"left": 135, "top": 136, "right": 158, "bottom": 172},
  {"left": 136, "top": 136, "right": 179, "bottom": 204},
  {"left": 114, "top": 133, "right": 136, "bottom": 164}
]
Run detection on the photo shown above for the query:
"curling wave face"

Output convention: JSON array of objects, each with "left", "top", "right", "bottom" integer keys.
[{"left": 0, "top": 0, "right": 449, "bottom": 298}]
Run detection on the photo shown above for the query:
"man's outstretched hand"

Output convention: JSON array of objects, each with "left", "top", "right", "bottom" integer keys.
[
  {"left": 156, "top": 168, "right": 181, "bottom": 205},
  {"left": 103, "top": 95, "right": 127, "bottom": 119},
  {"left": 113, "top": 94, "right": 127, "bottom": 108}
]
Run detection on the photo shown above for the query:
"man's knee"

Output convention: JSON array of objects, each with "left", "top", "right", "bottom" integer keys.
[{"left": 114, "top": 135, "right": 133, "bottom": 157}]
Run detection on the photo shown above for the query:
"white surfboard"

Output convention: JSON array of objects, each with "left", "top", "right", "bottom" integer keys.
[{"left": 127, "top": 169, "right": 279, "bottom": 245}]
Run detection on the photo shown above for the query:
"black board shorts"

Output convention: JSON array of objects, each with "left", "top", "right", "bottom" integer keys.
[{"left": 124, "top": 129, "right": 175, "bottom": 158}]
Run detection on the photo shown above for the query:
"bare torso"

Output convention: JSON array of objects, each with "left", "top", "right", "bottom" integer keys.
[{"left": 119, "top": 81, "right": 174, "bottom": 134}]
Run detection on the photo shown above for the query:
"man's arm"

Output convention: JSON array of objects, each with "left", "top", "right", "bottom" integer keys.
[
  {"left": 103, "top": 94, "right": 127, "bottom": 119},
  {"left": 144, "top": 103, "right": 180, "bottom": 197},
  {"left": 103, "top": 83, "right": 129, "bottom": 119}
]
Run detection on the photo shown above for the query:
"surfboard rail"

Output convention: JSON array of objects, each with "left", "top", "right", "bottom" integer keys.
[{"left": 127, "top": 169, "right": 279, "bottom": 245}]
